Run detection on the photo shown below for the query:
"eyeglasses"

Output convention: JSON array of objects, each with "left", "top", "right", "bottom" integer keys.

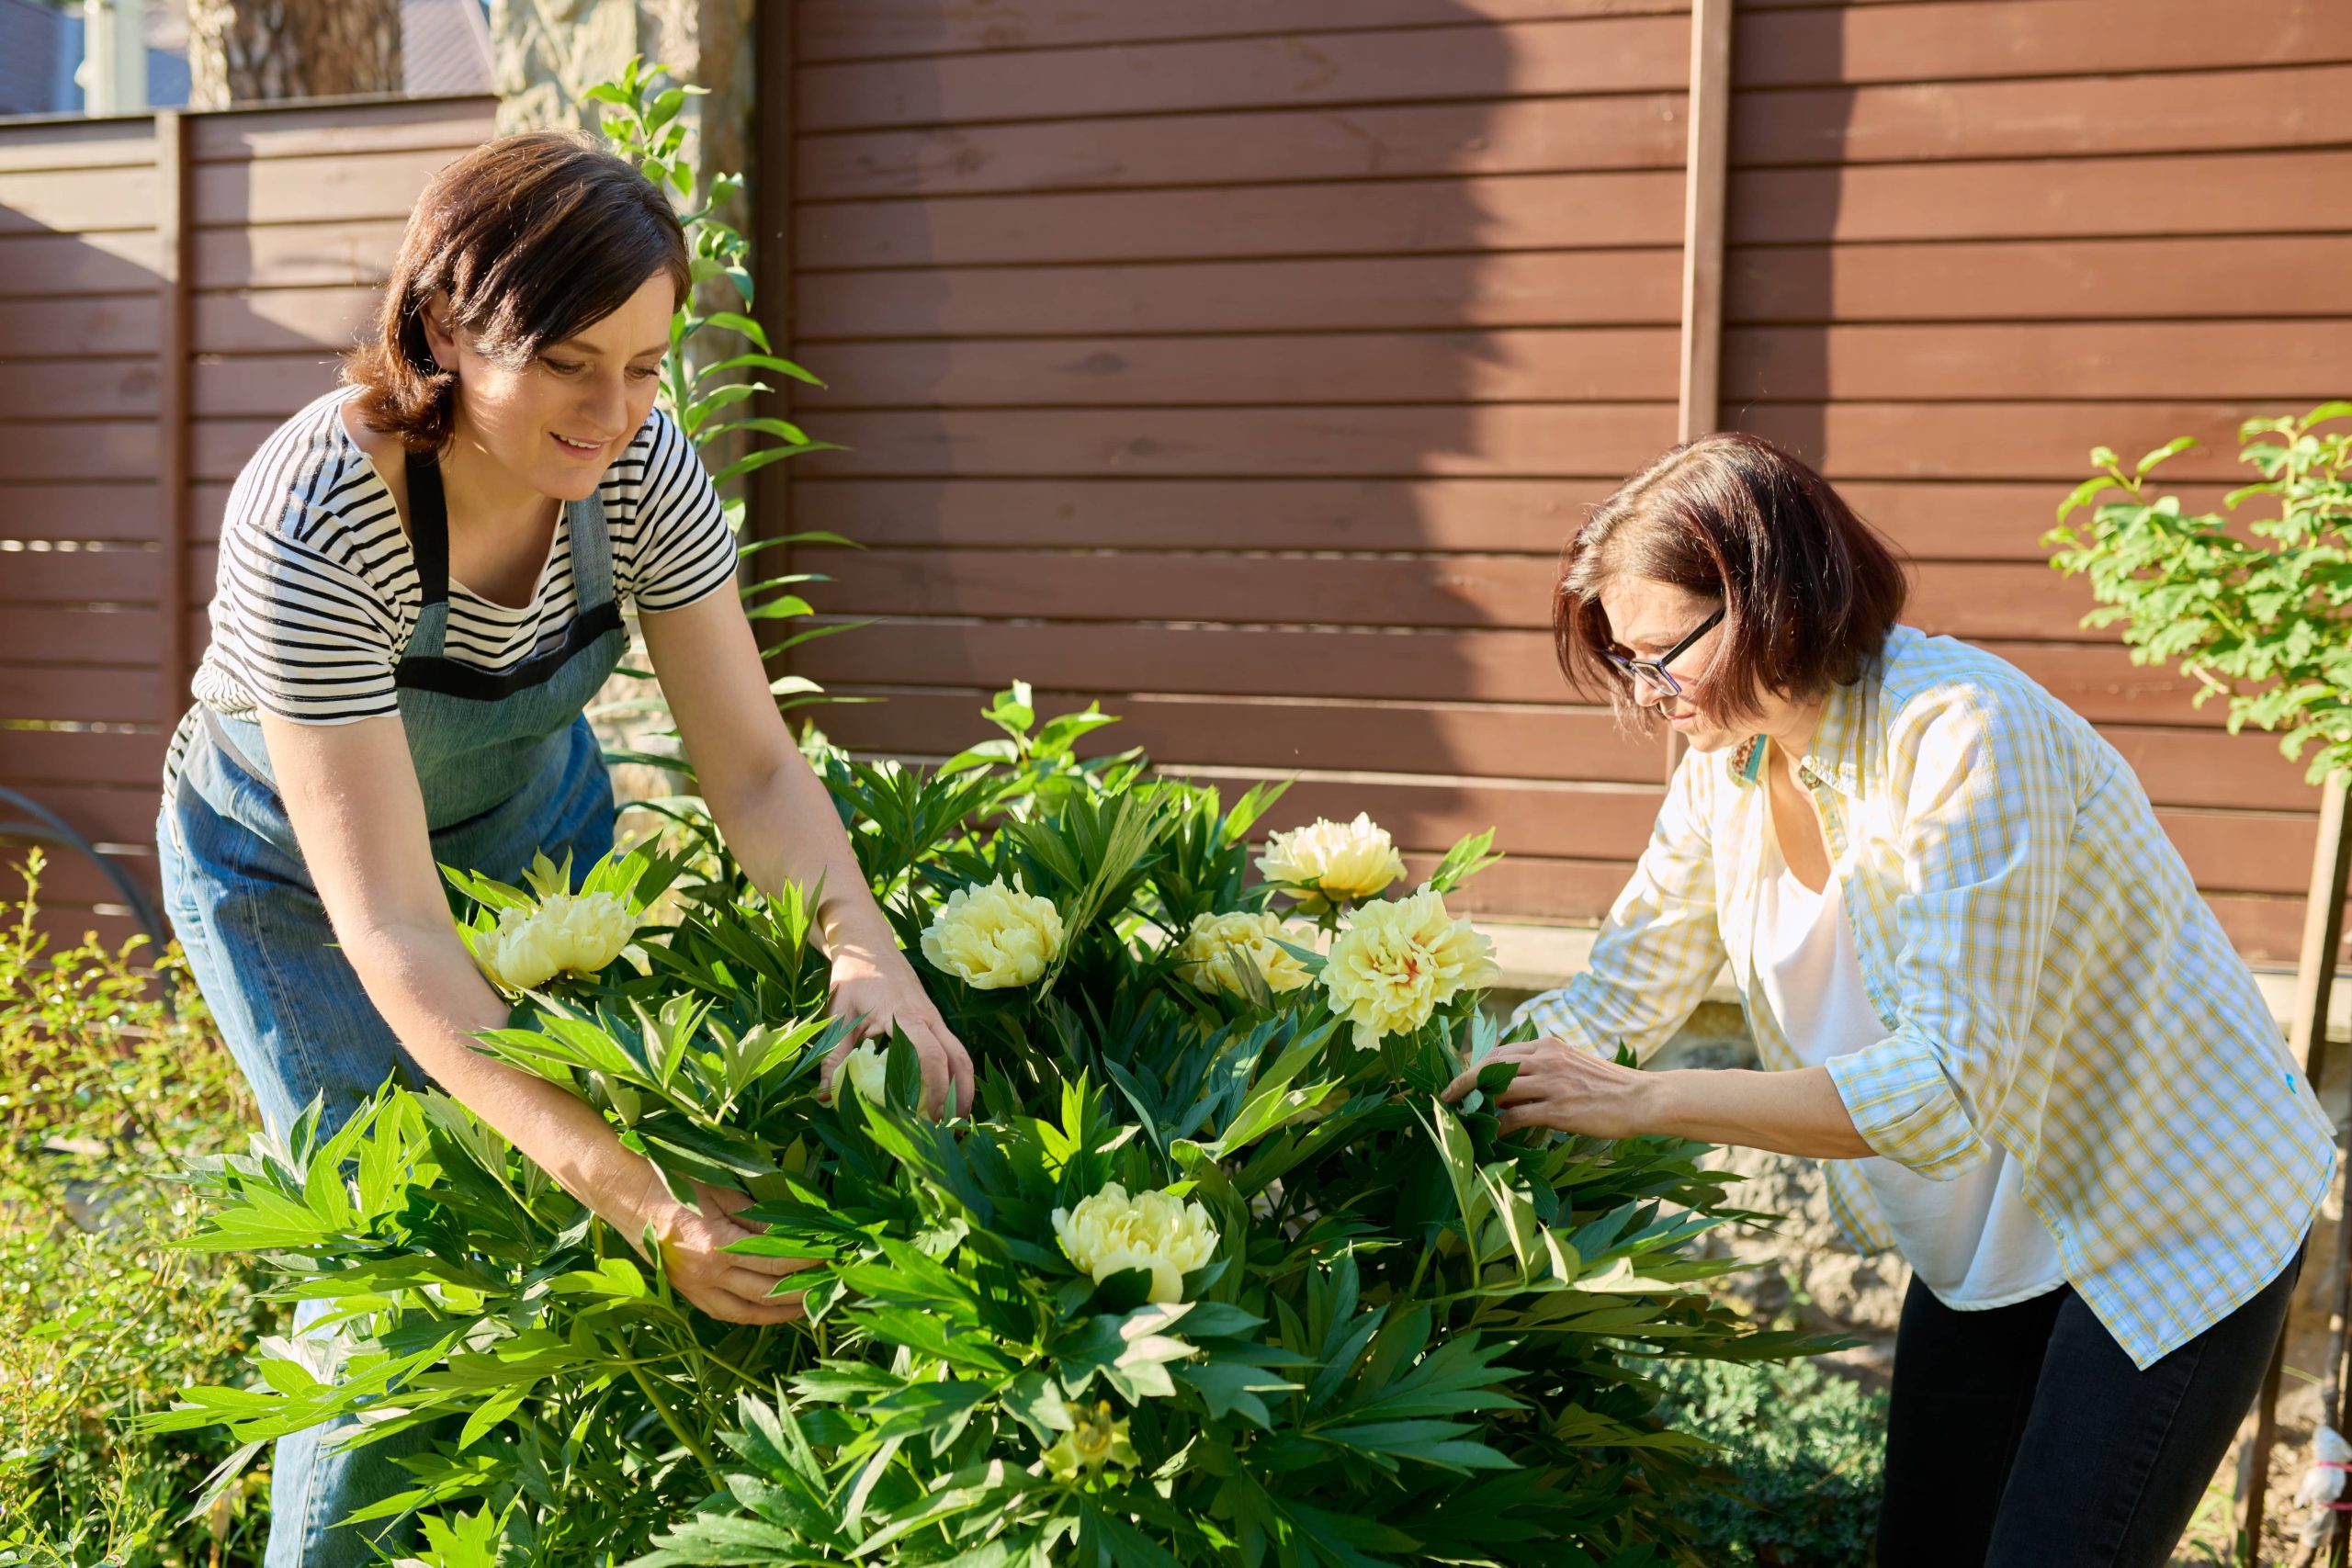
[{"left": 1602, "top": 607, "right": 1724, "bottom": 697}]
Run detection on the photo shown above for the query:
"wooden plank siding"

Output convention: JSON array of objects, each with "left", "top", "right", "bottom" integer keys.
[
  {"left": 786, "top": 0, "right": 1694, "bottom": 930},
  {"left": 0, "top": 94, "right": 495, "bottom": 946},
  {"left": 1717, "top": 0, "right": 2352, "bottom": 961},
  {"left": 784, "top": 0, "right": 2349, "bottom": 962},
  {"left": 1, "top": 3, "right": 2342, "bottom": 969}
]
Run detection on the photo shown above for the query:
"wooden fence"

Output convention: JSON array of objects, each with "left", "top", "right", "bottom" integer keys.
[
  {"left": 0, "top": 94, "right": 497, "bottom": 946},
  {"left": 5, "top": 0, "right": 2350, "bottom": 967},
  {"left": 779, "top": 0, "right": 2352, "bottom": 963}
]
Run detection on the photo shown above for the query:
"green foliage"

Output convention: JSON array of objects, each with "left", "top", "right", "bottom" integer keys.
[
  {"left": 580, "top": 56, "right": 854, "bottom": 805},
  {"left": 2045, "top": 400, "right": 2352, "bottom": 782},
  {"left": 1648, "top": 1355, "right": 1885, "bottom": 1568},
  {"left": 0, "top": 852, "right": 281, "bottom": 1566},
  {"left": 152, "top": 694, "right": 1823, "bottom": 1565}
]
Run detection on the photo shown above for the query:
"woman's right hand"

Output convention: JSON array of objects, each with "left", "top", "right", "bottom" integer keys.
[{"left": 632, "top": 1176, "right": 814, "bottom": 1325}]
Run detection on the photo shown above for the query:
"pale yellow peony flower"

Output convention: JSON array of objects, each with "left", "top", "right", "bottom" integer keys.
[
  {"left": 1319, "top": 886, "right": 1498, "bottom": 1047},
  {"left": 471, "top": 891, "right": 636, "bottom": 992},
  {"left": 921, "top": 877, "right": 1064, "bottom": 988},
  {"left": 1176, "top": 910, "right": 1312, "bottom": 1000},
  {"left": 1053, "top": 1181, "right": 1219, "bottom": 1303},
  {"left": 1042, "top": 1399, "right": 1138, "bottom": 1482},
  {"left": 1255, "top": 813, "right": 1406, "bottom": 913},
  {"left": 838, "top": 1040, "right": 889, "bottom": 1104}
]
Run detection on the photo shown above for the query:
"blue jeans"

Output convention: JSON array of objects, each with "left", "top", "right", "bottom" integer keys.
[{"left": 158, "top": 715, "right": 616, "bottom": 1567}]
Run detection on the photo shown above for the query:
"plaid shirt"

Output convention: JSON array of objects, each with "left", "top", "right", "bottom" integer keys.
[{"left": 1517, "top": 626, "right": 2332, "bottom": 1369}]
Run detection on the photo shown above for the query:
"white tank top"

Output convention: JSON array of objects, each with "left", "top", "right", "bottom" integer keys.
[{"left": 1752, "top": 829, "right": 2065, "bottom": 1311}]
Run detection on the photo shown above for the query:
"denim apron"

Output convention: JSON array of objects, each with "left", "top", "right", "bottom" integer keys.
[{"left": 155, "top": 452, "right": 629, "bottom": 1568}]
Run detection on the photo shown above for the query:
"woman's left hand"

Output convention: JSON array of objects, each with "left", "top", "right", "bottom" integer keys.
[
  {"left": 1440, "top": 1037, "right": 1657, "bottom": 1138},
  {"left": 822, "top": 943, "right": 976, "bottom": 1118}
]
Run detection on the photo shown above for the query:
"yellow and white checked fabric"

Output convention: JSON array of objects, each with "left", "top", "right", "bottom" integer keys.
[{"left": 1516, "top": 626, "right": 2334, "bottom": 1369}]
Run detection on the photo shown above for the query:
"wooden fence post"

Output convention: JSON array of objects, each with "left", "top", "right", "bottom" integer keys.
[
  {"left": 750, "top": 4, "right": 795, "bottom": 665},
  {"left": 2242, "top": 770, "right": 2352, "bottom": 1558},
  {"left": 154, "top": 108, "right": 193, "bottom": 728},
  {"left": 1668, "top": 0, "right": 1732, "bottom": 779}
]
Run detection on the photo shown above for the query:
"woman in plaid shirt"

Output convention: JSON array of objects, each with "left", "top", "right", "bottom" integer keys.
[{"left": 1444, "top": 433, "right": 2333, "bottom": 1566}]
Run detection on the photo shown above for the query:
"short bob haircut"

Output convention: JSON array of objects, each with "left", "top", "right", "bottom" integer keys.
[
  {"left": 1555, "top": 432, "right": 1909, "bottom": 728},
  {"left": 345, "top": 131, "right": 691, "bottom": 453}
]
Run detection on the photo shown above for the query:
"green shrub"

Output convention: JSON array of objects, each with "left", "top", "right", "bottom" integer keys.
[
  {"left": 0, "top": 852, "right": 282, "bottom": 1566},
  {"left": 1649, "top": 1353, "right": 1885, "bottom": 1568},
  {"left": 2045, "top": 400, "right": 2352, "bottom": 782},
  {"left": 154, "top": 692, "right": 1822, "bottom": 1566}
]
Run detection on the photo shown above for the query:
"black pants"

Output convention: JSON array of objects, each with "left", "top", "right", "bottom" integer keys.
[{"left": 1875, "top": 1247, "right": 2301, "bottom": 1567}]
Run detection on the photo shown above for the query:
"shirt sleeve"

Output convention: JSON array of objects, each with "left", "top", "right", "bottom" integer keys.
[
  {"left": 1510, "top": 749, "right": 1726, "bottom": 1063},
  {"left": 1822, "top": 682, "right": 2072, "bottom": 1181},
  {"left": 613, "top": 407, "right": 739, "bottom": 614},
  {"left": 206, "top": 434, "right": 402, "bottom": 724}
]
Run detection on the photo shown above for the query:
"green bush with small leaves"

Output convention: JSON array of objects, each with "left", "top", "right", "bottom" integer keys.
[
  {"left": 2046, "top": 400, "right": 2352, "bottom": 783},
  {"left": 1650, "top": 1354, "right": 1884, "bottom": 1568},
  {"left": 0, "top": 853, "right": 282, "bottom": 1567}
]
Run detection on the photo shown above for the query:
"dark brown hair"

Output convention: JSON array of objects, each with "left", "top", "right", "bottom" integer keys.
[
  {"left": 1555, "top": 432, "right": 1909, "bottom": 726},
  {"left": 345, "top": 131, "right": 690, "bottom": 453}
]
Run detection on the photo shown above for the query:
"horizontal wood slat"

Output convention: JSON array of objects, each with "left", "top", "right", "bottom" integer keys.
[
  {"left": 193, "top": 287, "right": 380, "bottom": 355},
  {"left": 0, "top": 849, "right": 159, "bottom": 911},
  {"left": 0, "top": 166, "right": 155, "bottom": 232},
  {"left": 1727, "top": 236, "right": 2352, "bottom": 324},
  {"left": 797, "top": 250, "right": 1686, "bottom": 340},
  {"left": 187, "top": 96, "right": 494, "bottom": 162},
  {"left": 0, "top": 549, "right": 160, "bottom": 603},
  {"left": 188, "top": 147, "right": 469, "bottom": 226},
  {"left": 798, "top": 17, "right": 1690, "bottom": 130},
  {"left": 0, "top": 231, "right": 160, "bottom": 297},
  {"left": 813, "top": 685, "right": 2313, "bottom": 810},
  {"left": 2211, "top": 895, "right": 2352, "bottom": 970},
  {"left": 0, "top": 296, "right": 158, "bottom": 358},
  {"left": 193, "top": 221, "right": 407, "bottom": 289},
  {"left": 1736, "top": 62, "right": 2352, "bottom": 168},
  {"left": 1739, "top": 403, "right": 2287, "bottom": 483},
  {"left": 794, "top": 403, "right": 2293, "bottom": 482},
  {"left": 797, "top": 0, "right": 1690, "bottom": 62},
  {"left": 806, "top": 330, "right": 1680, "bottom": 408},
  {"left": 0, "top": 359, "right": 162, "bottom": 421},
  {"left": 797, "top": 405, "right": 1679, "bottom": 478},
  {"left": 0, "top": 423, "right": 156, "bottom": 483},
  {"left": 794, "top": 621, "right": 2228, "bottom": 725},
  {"left": 821, "top": 687, "right": 1667, "bottom": 784},
  {"left": 799, "top": 171, "right": 1685, "bottom": 269},
  {"left": 0, "top": 663, "right": 160, "bottom": 720},
  {"left": 0, "top": 728, "right": 169, "bottom": 788},
  {"left": 795, "top": 547, "right": 2104, "bottom": 639},
  {"left": 0, "top": 484, "right": 164, "bottom": 544},
  {"left": 0, "top": 119, "right": 153, "bottom": 174},
  {"left": 789, "top": 477, "right": 2108, "bottom": 559},
  {"left": 9, "top": 784, "right": 172, "bottom": 845},
  {"left": 802, "top": 324, "right": 2349, "bottom": 411},
  {"left": 191, "top": 355, "right": 352, "bottom": 414},
  {"left": 799, "top": 94, "right": 1689, "bottom": 199},
  {"left": 1735, "top": 0, "right": 2352, "bottom": 88},
  {"left": 1724, "top": 321, "right": 2352, "bottom": 403},
  {"left": 1730, "top": 152, "right": 2352, "bottom": 246}
]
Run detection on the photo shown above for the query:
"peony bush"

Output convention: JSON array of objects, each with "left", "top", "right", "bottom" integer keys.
[{"left": 151, "top": 685, "right": 1809, "bottom": 1566}]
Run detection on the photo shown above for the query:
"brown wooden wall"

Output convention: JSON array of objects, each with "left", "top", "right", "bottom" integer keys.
[
  {"left": 5, "top": 3, "right": 2349, "bottom": 966},
  {"left": 783, "top": 0, "right": 2352, "bottom": 963},
  {"left": 0, "top": 95, "right": 496, "bottom": 947}
]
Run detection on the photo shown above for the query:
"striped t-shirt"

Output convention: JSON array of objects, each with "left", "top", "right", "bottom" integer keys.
[{"left": 187, "top": 389, "right": 736, "bottom": 729}]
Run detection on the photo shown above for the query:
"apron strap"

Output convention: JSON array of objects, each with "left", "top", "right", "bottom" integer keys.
[{"left": 402, "top": 449, "right": 452, "bottom": 608}]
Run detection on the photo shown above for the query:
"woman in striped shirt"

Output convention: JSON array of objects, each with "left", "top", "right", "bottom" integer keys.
[
  {"left": 1444, "top": 433, "right": 2332, "bottom": 1566},
  {"left": 156, "top": 133, "right": 967, "bottom": 1568}
]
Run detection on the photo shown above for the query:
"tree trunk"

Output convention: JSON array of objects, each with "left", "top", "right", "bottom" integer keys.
[{"left": 187, "top": 0, "right": 403, "bottom": 108}]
